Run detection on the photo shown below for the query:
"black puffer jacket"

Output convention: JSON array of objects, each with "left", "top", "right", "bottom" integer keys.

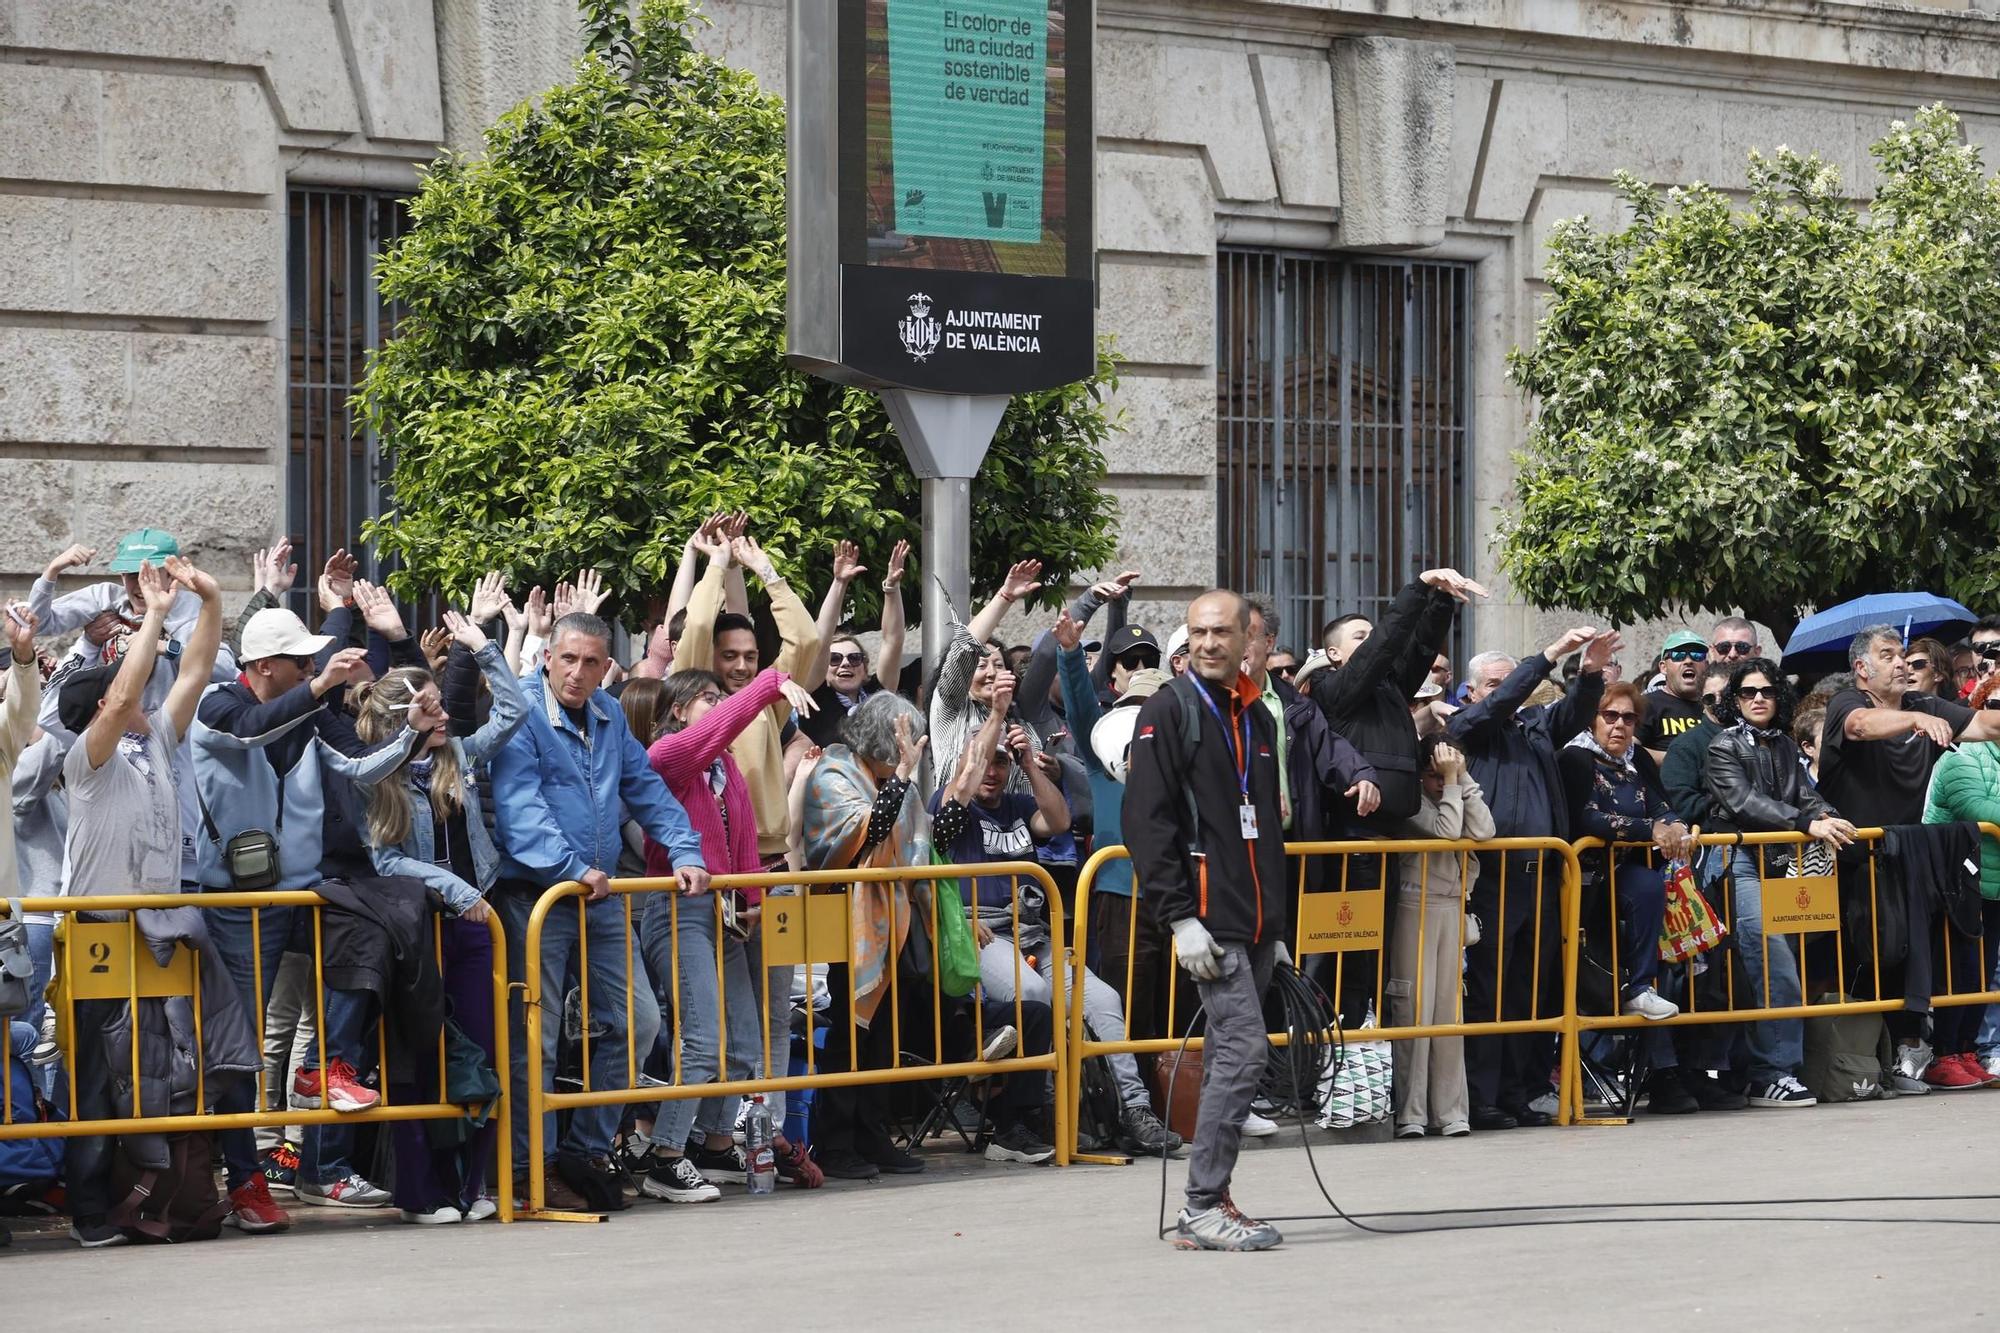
[
  {"left": 1308, "top": 579, "right": 1458, "bottom": 829},
  {"left": 1704, "top": 725, "right": 1833, "bottom": 834}
]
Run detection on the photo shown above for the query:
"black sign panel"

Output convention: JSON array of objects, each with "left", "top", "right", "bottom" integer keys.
[
  {"left": 787, "top": 0, "right": 1094, "bottom": 394},
  {"left": 839, "top": 265, "right": 1093, "bottom": 393}
]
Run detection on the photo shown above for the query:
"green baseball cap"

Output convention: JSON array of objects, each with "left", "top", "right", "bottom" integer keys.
[
  {"left": 1661, "top": 629, "right": 1706, "bottom": 653},
  {"left": 107, "top": 528, "right": 179, "bottom": 574}
]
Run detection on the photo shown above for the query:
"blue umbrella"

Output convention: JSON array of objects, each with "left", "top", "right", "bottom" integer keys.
[{"left": 1782, "top": 592, "right": 1978, "bottom": 661}]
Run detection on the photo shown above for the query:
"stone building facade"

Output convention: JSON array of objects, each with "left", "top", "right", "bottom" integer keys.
[{"left": 3, "top": 0, "right": 1998, "bottom": 658}]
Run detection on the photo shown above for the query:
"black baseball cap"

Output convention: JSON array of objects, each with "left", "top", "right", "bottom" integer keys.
[
  {"left": 1102, "top": 625, "right": 1161, "bottom": 665},
  {"left": 57, "top": 662, "right": 121, "bottom": 736}
]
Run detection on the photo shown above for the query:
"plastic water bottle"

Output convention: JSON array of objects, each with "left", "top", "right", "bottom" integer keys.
[{"left": 745, "top": 1096, "right": 777, "bottom": 1196}]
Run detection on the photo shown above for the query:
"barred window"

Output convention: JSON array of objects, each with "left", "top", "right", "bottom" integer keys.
[{"left": 1216, "top": 251, "right": 1471, "bottom": 659}]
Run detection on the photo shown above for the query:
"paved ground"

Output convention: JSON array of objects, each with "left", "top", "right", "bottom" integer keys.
[{"left": 9, "top": 1093, "right": 2000, "bottom": 1329}]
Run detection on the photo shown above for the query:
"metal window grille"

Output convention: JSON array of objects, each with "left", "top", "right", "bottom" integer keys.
[
  {"left": 286, "top": 189, "right": 410, "bottom": 626},
  {"left": 1215, "top": 250, "right": 1472, "bottom": 661}
]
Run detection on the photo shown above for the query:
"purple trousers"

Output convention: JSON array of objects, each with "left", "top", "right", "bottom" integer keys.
[{"left": 391, "top": 914, "right": 498, "bottom": 1213}]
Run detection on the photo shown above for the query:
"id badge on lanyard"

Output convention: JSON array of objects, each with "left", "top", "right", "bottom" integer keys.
[
  {"left": 1239, "top": 800, "right": 1259, "bottom": 840},
  {"left": 1195, "top": 682, "right": 1258, "bottom": 840}
]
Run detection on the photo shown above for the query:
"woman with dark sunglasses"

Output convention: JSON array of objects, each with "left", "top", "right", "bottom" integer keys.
[
  {"left": 1905, "top": 636, "right": 1954, "bottom": 701},
  {"left": 1704, "top": 659, "right": 1857, "bottom": 1108},
  {"left": 1560, "top": 680, "right": 1689, "bottom": 1030}
]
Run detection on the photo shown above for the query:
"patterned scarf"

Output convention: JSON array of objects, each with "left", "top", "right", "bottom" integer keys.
[
  {"left": 1565, "top": 728, "right": 1637, "bottom": 774},
  {"left": 801, "top": 745, "right": 934, "bottom": 1025}
]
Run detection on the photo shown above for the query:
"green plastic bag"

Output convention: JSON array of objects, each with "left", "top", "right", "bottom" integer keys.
[{"left": 929, "top": 857, "right": 982, "bottom": 998}]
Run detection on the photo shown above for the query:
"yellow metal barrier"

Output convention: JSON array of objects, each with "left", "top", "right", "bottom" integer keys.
[
  {"left": 0, "top": 892, "right": 513, "bottom": 1223},
  {"left": 1563, "top": 824, "right": 2000, "bottom": 1124},
  {"left": 518, "top": 861, "right": 1069, "bottom": 1220},
  {"left": 1065, "top": 837, "right": 1587, "bottom": 1162}
]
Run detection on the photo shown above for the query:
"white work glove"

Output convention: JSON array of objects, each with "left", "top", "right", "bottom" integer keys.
[
  {"left": 1273, "top": 940, "right": 1293, "bottom": 971},
  {"left": 1172, "top": 918, "right": 1226, "bottom": 982}
]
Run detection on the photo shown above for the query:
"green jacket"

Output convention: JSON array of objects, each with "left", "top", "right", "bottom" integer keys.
[{"left": 1922, "top": 742, "right": 2000, "bottom": 900}]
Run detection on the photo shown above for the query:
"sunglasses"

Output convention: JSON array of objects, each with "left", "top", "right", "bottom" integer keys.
[
  {"left": 1701, "top": 692, "right": 1724, "bottom": 707},
  {"left": 1598, "top": 708, "right": 1639, "bottom": 726},
  {"left": 1710, "top": 641, "right": 1755, "bottom": 657},
  {"left": 1738, "top": 685, "right": 1779, "bottom": 702},
  {"left": 1273, "top": 663, "right": 1298, "bottom": 679},
  {"left": 1664, "top": 647, "right": 1708, "bottom": 663},
  {"left": 1978, "top": 644, "right": 2000, "bottom": 661},
  {"left": 1118, "top": 650, "right": 1161, "bottom": 670},
  {"left": 829, "top": 652, "right": 866, "bottom": 667}
]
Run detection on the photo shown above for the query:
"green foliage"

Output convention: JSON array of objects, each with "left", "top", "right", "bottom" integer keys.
[
  {"left": 358, "top": 0, "right": 1120, "bottom": 628},
  {"left": 1502, "top": 105, "right": 2000, "bottom": 639}
]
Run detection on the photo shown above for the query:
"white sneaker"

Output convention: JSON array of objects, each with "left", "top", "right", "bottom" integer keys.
[
  {"left": 399, "top": 1205, "right": 463, "bottom": 1225},
  {"left": 1527, "top": 1091, "right": 1560, "bottom": 1117},
  {"left": 1622, "top": 990, "right": 1679, "bottom": 1022},
  {"left": 464, "top": 1196, "right": 498, "bottom": 1222},
  {"left": 1982, "top": 1056, "right": 2000, "bottom": 1087},
  {"left": 1747, "top": 1076, "right": 1817, "bottom": 1109},
  {"left": 1394, "top": 1122, "right": 1425, "bottom": 1139},
  {"left": 1440, "top": 1120, "right": 1471, "bottom": 1138},
  {"left": 1241, "top": 1111, "right": 1279, "bottom": 1138}
]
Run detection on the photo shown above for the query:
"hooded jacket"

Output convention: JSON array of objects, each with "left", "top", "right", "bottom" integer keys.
[{"left": 1124, "top": 672, "right": 1288, "bottom": 945}]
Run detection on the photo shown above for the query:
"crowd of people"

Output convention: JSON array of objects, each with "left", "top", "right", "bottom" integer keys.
[{"left": 4, "top": 517, "right": 2000, "bottom": 1251}]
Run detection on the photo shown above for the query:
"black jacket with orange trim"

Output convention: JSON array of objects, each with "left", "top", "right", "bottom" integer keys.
[{"left": 1124, "top": 672, "right": 1290, "bottom": 946}]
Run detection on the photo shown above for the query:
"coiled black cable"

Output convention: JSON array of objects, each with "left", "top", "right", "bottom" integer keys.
[{"left": 1155, "top": 960, "right": 2000, "bottom": 1242}]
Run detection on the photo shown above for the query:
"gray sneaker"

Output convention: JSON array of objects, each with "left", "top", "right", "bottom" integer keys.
[
  {"left": 1174, "top": 1199, "right": 1282, "bottom": 1251},
  {"left": 1888, "top": 1040, "right": 1935, "bottom": 1095},
  {"left": 297, "top": 1173, "right": 392, "bottom": 1208}
]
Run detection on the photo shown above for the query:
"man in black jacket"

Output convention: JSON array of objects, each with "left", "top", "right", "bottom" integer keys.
[
  {"left": 1126, "top": 590, "right": 1288, "bottom": 1252},
  {"left": 1447, "top": 626, "right": 1616, "bottom": 1128},
  {"left": 1308, "top": 569, "right": 1481, "bottom": 1024}
]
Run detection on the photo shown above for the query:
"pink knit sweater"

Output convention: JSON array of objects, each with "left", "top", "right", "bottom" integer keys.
[{"left": 645, "top": 669, "right": 787, "bottom": 900}]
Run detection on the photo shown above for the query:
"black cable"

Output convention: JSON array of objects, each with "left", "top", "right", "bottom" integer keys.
[{"left": 1155, "top": 959, "right": 2000, "bottom": 1243}]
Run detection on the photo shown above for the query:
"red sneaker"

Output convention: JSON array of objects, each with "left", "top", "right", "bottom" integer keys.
[
  {"left": 226, "top": 1176, "right": 292, "bottom": 1234},
  {"left": 1952, "top": 1053, "right": 2000, "bottom": 1088},
  {"left": 774, "top": 1135, "right": 823, "bottom": 1190},
  {"left": 1923, "top": 1054, "right": 1983, "bottom": 1090},
  {"left": 292, "top": 1060, "right": 380, "bottom": 1113}
]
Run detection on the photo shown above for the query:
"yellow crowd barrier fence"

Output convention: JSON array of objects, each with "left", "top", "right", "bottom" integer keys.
[
  {"left": 1564, "top": 824, "right": 2000, "bottom": 1122},
  {"left": 1064, "top": 837, "right": 1587, "bottom": 1162},
  {"left": 518, "top": 861, "right": 1068, "bottom": 1219},
  {"left": 0, "top": 891, "right": 513, "bottom": 1221}
]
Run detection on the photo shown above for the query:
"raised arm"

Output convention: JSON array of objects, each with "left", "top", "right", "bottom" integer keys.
[
  {"left": 1013, "top": 722, "right": 1072, "bottom": 839},
  {"left": 736, "top": 533, "right": 821, "bottom": 691},
  {"left": 876, "top": 540, "right": 909, "bottom": 694},
  {"left": 27, "top": 543, "right": 103, "bottom": 637},
  {"left": 82, "top": 562, "right": 172, "bottom": 769},
  {"left": 968, "top": 559, "right": 1043, "bottom": 649},
  {"left": 446, "top": 613, "right": 528, "bottom": 764},
  {"left": 161, "top": 556, "right": 224, "bottom": 741},
  {"left": 805, "top": 540, "right": 867, "bottom": 693},
  {"left": 1, "top": 604, "right": 42, "bottom": 764},
  {"left": 672, "top": 523, "right": 735, "bottom": 675}
]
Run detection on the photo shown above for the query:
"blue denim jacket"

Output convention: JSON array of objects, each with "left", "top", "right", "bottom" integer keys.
[
  {"left": 368, "top": 643, "right": 527, "bottom": 913},
  {"left": 491, "top": 668, "right": 705, "bottom": 888}
]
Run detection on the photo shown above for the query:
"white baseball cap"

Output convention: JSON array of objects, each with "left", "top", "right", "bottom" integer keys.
[
  {"left": 240, "top": 607, "right": 334, "bottom": 662},
  {"left": 1165, "top": 624, "right": 1189, "bottom": 661}
]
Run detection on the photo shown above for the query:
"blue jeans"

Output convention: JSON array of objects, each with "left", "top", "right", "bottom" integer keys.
[
  {"left": 1613, "top": 862, "right": 1666, "bottom": 1001},
  {"left": 641, "top": 893, "right": 763, "bottom": 1150},
  {"left": 1977, "top": 947, "right": 2000, "bottom": 1062},
  {"left": 297, "top": 986, "right": 374, "bottom": 1185},
  {"left": 497, "top": 884, "right": 661, "bottom": 1167},
  {"left": 1726, "top": 849, "right": 1805, "bottom": 1084}
]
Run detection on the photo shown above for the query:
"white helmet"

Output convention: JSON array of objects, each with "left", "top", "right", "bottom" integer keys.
[{"left": 1091, "top": 706, "right": 1143, "bottom": 784}]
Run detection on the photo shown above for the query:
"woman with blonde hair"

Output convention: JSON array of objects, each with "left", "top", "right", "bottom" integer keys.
[{"left": 351, "top": 610, "right": 527, "bottom": 1224}]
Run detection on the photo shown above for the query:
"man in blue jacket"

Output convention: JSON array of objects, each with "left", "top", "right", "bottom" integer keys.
[
  {"left": 490, "top": 611, "right": 708, "bottom": 1213},
  {"left": 1446, "top": 626, "right": 1615, "bottom": 1128}
]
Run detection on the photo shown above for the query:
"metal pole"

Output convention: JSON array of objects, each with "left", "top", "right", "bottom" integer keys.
[
  {"left": 921, "top": 475, "right": 972, "bottom": 672},
  {"left": 879, "top": 389, "right": 1010, "bottom": 674}
]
